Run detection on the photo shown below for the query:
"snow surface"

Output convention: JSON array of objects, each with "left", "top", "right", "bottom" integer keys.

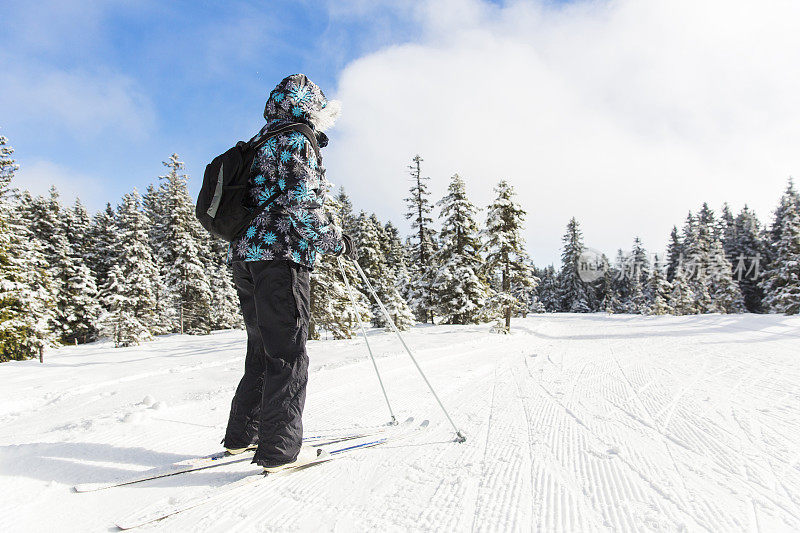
[{"left": 1, "top": 314, "right": 800, "bottom": 532}]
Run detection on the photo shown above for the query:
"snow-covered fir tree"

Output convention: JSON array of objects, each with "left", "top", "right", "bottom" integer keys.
[
  {"left": 142, "top": 182, "right": 175, "bottom": 334},
  {"left": 404, "top": 155, "right": 438, "bottom": 323},
  {"left": 432, "top": 174, "right": 489, "bottom": 324},
  {"left": 557, "top": 217, "right": 593, "bottom": 312},
  {"left": 86, "top": 203, "right": 117, "bottom": 292},
  {"left": 767, "top": 178, "right": 800, "bottom": 252},
  {"left": 630, "top": 237, "right": 650, "bottom": 286},
  {"left": 354, "top": 212, "right": 414, "bottom": 330},
  {"left": 28, "top": 187, "right": 69, "bottom": 271},
  {"left": 26, "top": 187, "right": 99, "bottom": 343},
  {"left": 760, "top": 180, "right": 800, "bottom": 315},
  {"left": 308, "top": 194, "right": 369, "bottom": 339},
  {"left": 669, "top": 266, "right": 696, "bottom": 315},
  {"left": 597, "top": 262, "right": 620, "bottom": 313},
  {"left": 322, "top": 192, "right": 375, "bottom": 335},
  {"left": 701, "top": 205, "right": 745, "bottom": 313},
  {"left": 665, "top": 226, "right": 683, "bottom": 283},
  {"left": 535, "top": 265, "right": 560, "bottom": 312},
  {"left": 98, "top": 189, "right": 159, "bottom": 346},
  {"left": 155, "top": 154, "right": 212, "bottom": 334},
  {"left": 373, "top": 216, "right": 415, "bottom": 330},
  {"left": 311, "top": 194, "right": 373, "bottom": 337},
  {"left": 384, "top": 222, "right": 409, "bottom": 282},
  {"left": 0, "top": 137, "right": 53, "bottom": 360},
  {"left": 707, "top": 237, "right": 745, "bottom": 313},
  {"left": 680, "top": 204, "right": 744, "bottom": 314},
  {"left": 730, "top": 206, "right": 766, "bottom": 312},
  {"left": 511, "top": 252, "right": 539, "bottom": 317},
  {"left": 527, "top": 273, "right": 547, "bottom": 314},
  {"left": 720, "top": 203, "right": 737, "bottom": 259},
  {"left": 483, "top": 180, "right": 537, "bottom": 332},
  {"left": 99, "top": 264, "right": 137, "bottom": 348},
  {"left": 310, "top": 253, "right": 367, "bottom": 339},
  {"left": 335, "top": 188, "right": 357, "bottom": 237},
  {"left": 622, "top": 238, "right": 651, "bottom": 313},
  {"left": 13, "top": 191, "right": 55, "bottom": 343},
  {"left": 680, "top": 210, "right": 714, "bottom": 313},
  {"left": 204, "top": 235, "right": 242, "bottom": 331},
  {"left": 0, "top": 136, "right": 14, "bottom": 188},
  {"left": 0, "top": 134, "right": 28, "bottom": 360},
  {"left": 67, "top": 199, "right": 92, "bottom": 254},
  {"left": 611, "top": 249, "right": 630, "bottom": 311},
  {"left": 384, "top": 221, "right": 415, "bottom": 322},
  {"left": 58, "top": 252, "right": 102, "bottom": 344},
  {"left": 58, "top": 198, "right": 102, "bottom": 344},
  {"left": 627, "top": 277, "right": 648, "bottom": 314},
  {"left": 647, "top": 255, "right": 672, "bottom": 315},
  {"left": 143, "top": 182, "right": 166, "bottom": 250},
  {"left": 310, "top": 252, "right": 370, "bottom": 340}
]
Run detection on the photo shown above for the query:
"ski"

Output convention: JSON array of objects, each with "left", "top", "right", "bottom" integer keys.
[
  {"left": 74, "top": 418, "right": 412, "bottom": 493},
  {"left": 115, "top": 420, "right": 429, "bottom": 530}
]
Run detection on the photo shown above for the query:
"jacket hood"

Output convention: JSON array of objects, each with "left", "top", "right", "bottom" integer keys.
[{"left": 263, "top": 74, "right": 341, "bottom": 134}]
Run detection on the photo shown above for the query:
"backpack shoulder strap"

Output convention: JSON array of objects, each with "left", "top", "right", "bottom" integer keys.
[
  {"left": 287, "top": 123, "right": 321, "bottom": 161},
  {"left": 248, "top": 123, "right": 321, "bottom": 161}
]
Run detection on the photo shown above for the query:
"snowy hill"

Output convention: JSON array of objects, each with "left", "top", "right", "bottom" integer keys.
[{"left": 1, "top": 314, "right": 799, "bottom": 532}]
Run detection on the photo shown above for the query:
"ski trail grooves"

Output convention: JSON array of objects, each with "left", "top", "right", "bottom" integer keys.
[
  {"left": 512, "top": 360, "right": 609, "bottom": 532},
  {"left": 468, "top": 359, "right": 533, "bottom": 531},
  {"left": 3, "top": 315, "right": 800, "bottom": 531}
]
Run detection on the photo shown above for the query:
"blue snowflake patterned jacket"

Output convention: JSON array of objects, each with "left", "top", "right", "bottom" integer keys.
[{"left": 229, "top": 74, "right": 344, "bottom": 268}]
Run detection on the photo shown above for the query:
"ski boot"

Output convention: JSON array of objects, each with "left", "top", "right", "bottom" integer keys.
[{"left": 262, "top": 446, "right": 328, "bottom": 473}]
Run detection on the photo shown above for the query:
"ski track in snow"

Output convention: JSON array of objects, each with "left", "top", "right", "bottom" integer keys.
[{"left": 1, "top": 314, "right": 799, "bottom": 532}]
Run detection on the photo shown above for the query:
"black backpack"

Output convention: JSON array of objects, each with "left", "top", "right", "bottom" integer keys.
[{"left": 196, "top": 122, "right": 320, "bottom": 242}]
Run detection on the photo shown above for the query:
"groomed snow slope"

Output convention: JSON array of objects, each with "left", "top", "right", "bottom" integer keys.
[{"left": 1, "top": 314, "right": 799, "bottom": 532}]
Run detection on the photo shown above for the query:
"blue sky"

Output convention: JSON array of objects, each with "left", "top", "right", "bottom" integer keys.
[
  {"left": 2, "top": 0, "right": 798, "bottom": 266},
  {"left": 0, "top": 0, "right": 425, "bottom": 207}
]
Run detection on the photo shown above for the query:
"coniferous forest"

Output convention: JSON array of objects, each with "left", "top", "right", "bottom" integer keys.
[{"left": 1, "top": 134, "right": 799, "bottom": 362}]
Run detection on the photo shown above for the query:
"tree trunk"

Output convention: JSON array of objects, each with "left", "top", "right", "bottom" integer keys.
[{"left": 503, "top": 259, "right": 511, "bottom": 330}]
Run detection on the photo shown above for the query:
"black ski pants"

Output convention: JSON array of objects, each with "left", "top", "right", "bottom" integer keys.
[{"left": 223, "top": 259, "right": 311, "bottom": 467}]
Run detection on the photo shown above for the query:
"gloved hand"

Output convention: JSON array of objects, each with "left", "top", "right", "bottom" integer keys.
[{"left": 341, "top": 234, "right": 358, "bottom": 261}]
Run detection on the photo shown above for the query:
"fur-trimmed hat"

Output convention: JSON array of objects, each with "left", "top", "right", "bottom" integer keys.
[{"left": 263, "top": 74, "right": 341, "bottom": 133}]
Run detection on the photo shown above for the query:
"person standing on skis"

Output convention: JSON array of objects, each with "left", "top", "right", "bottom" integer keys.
[{"left": 222, "top": 74, "right": 356, "bottom": 471}]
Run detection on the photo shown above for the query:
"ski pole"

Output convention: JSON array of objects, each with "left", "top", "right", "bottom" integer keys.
[
  {"left": 338, "top": 256, "right": 397, "bottom": 426},
  {"left": 352, "top": 260, "right": 466, "bottom": 443}
]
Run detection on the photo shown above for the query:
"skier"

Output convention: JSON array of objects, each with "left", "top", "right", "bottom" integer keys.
[{"left": 222, "top": 74, "right": 357, "bottom": 472}]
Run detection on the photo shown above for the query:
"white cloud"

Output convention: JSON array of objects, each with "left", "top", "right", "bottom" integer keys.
[
  {"left": 325, "top": 0, "right": 800, "bottom": 265},
  {"left": 13, "top": 160, "right": 109, "bottom": 209},
  {"left": 0, "top": 60, "right": 155, "bottom": 141}
]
